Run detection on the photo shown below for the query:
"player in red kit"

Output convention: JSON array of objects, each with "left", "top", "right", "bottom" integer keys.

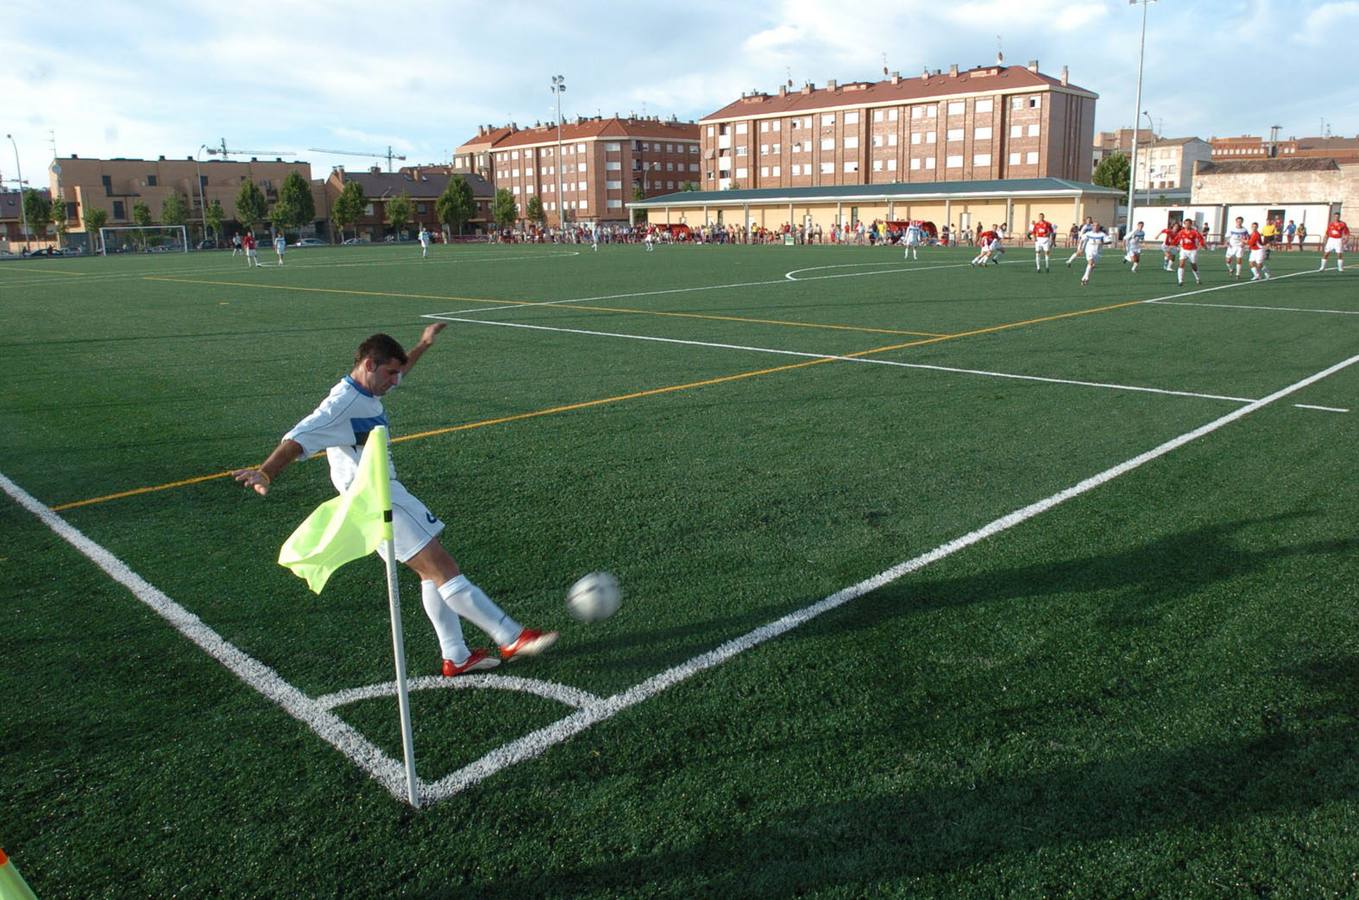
[
  {"left": 242, "top": 231, "right": 259, "bottom": 268},
  {"left": 1245, "top": 223, "right": 1271, "bottom": 281},
  {"left": 1156, "top": 222, "right": 1181, "bottom": 272},
  {"left": 1029, "top": 214, "right": 1055, "bottom": 272},
  {"left": 1318, "top": 213, "right": 1349, "bottom": 272},
  {"left": 1176, "top": 221, "right": 1206, "bottom": 286},
  {"left": 970, "top": 227, "right": 1000, "bottom": 266}
]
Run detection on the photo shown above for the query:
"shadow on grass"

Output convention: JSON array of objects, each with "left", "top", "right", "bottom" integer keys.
[{"left": 472, "top": 654, "right": 1359, "bottom": 897}]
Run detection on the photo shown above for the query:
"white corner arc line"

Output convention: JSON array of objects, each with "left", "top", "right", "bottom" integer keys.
[
  {"left": 423, "top": 313, "right": 1256, "bottom": 405},
  {"left": 419, "top": 351, "right": 1359, "bottom": 804},
  {"left": 315, "top": 674, "right": 603, "bottom": 711},
  {"left": 0, "top": 472, "right": 414, "bottom": 804}
]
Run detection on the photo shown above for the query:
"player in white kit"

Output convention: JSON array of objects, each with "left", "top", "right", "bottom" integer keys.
[
  {"left": 1223, "top": 216, "right": 1249, "bottom": 279},
  {"left": 1079, "top": 223, "right": 1111, "bottom": 285},
  {"left": 903, "top": 221, "right": 923, "bottom": 260},
  {"left": 1123, "top": 221, "right": 1145, "bottom": 272},
  {"left": 418, "top": 226, "right": 430, "bottom": 258},
  {"left": 273, "top": 233, "right": 286, "bottom": 266},
  {"left": 1065, "top": 217, "right": 1094, "bottom": 268},
  {"left": 233, "top": 326, "right": 559, "bottom": 677}
]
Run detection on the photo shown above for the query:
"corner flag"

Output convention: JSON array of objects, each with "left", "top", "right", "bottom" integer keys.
[{"left": 278, "top": 426, "right": 393, "bottom": 593}]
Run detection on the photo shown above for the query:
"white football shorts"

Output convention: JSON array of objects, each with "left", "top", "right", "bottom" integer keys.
[
  {"left": 1179, "top": 248, "right": 1199, "bottom": 264},
  {"left": 1324, "top": 237, "right": 1345, "bottom": 253},
  {"left": 1034, "top": 237, "right": 1053, "bottom": 252},
  {"left": 374, "top": 480, "right": 446, "bottom": 563}
]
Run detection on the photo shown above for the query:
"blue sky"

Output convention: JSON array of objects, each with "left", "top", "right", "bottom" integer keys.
[{"left": 3, "top": 0, "right": 1356, "bottom": 189}]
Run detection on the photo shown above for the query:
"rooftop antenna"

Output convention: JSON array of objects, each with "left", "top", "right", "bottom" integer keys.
[
  {"left": 786, "top": 65, "right": 794, "bottom": 88},
  {"left": 48, "top": 129, "right": 57, "bottom": 161},
  {"left": 996, "top": 35, "right": 1004, "bottom": 65},
  {"left": 881, "top": 52, "right": 889, "bottom": 76}
]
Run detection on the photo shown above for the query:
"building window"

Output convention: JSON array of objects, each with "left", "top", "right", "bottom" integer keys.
[
  {"left": 608, "top": 199, "right": 623, "bottom": 208},
  {"left": 1008, "top": 152, "right": 1021, "bottom": 165},
  {"left": 873, "top": 110, "right": 884, "bottom": 123},
  {"left": 578, "top": 181, "right": 587, "bottom": 190},
  {"left": 1029, "top": 96, "right": 1041, "bottom": 109},
  {"left": 947, "top": 101, "right": 964, "bottom": 116},
  {"left": 760, "top": 121, "right": 769, "bottom": 132},
  {"left": 888, "top": 133, "right": 898, "bottom": 146},
  {"left": 890, "top": 109, "right": 899, "bottom": 121},
  {"left": 736, "top": 146, "right": 748, "bottom": 157},
  {"left": 1010, "top": 124, "right": 1023, "bottom": 138},
  {"left": 512, "top": 150, "right": 519, "bottom": 159},
  {"left": 1012, "top": 97, "right": 1024, "bottom": 110},
  {"left": 946, "top": 155, "right": 962, "bottom": 167},
  {"left": 873, "top": 135, "right": 884, "bottom": 148},
  {"left": 975, "top": 98, "right": 993, "bottom": 114},
  {"left": 735, "top": 167, "right": 748, "bottom": 178},
  {"left": 606, "top": 161, "right": 621, "bottom": 170},
  {"left": 820, "top": 138, "right": 834, "bottom": 150},
  {"left": 761, "top": 166, "right": 769, "bottom": 177},
  {"left": 844, "top": 136, "right": 859, "bottom": 149},
  {"left": 771, "top": 165, "right": 781, "bottom": 176},
  {"left": 820, "top": 161, "right": 834, "bottom": 174},
  {"left": 974, "top": 153, "right": 992, "bottom": 166},
  {"left": 1027, "top": 124, "right": 1041, "bottom": 137},
  {"left": 872, "top": 160, "right": 883, "bottom": 172},
  {"left": 689, "top": 162, "right": 699, "bottom": 172},
  {"left": 844, "top": 111, "right": 859, "bottom": 125},
  {"left": 605, "top": 142, "right": 620, "bottom": 152},
  {"left": 735, "top": 124, "right": 748, "bottom": 135},
  {"left": 975, "top": 126, "right": 992, "bottom": 140},
  {"left": 147, "top": 174, "right": 157, "bottom": 187},
  {"left": 844, "top": 161, "right": 858, "bottom": 173},
  {"left": 112, "top": 200, "right": 125, "bottom": 218},
  {"left": 578, "top": 162, "right": 587, "bottom": 172},
  {"left": 364, "top": 203, "right": 374, "bottom": 215},
  {"left": 822, "top": 113, "right": 836, "bottom": 126},
  {"left": 770, "top": 143, "right": 779, "bottom": 154},
  {"left": 1026, "top": 151, "right": 1039, "bottom": 164},
  {"left": 707, "top": 125, "right": 715, "bottom": 136},
  {"left": 887, "top": 159, "right": 897, "bottom": 171},
  {"left": 925, "top": 131, "right": 936, "bottom": 144},
  {"left": 911, "top": 133, "right": 921, "bottom": 146},
  {"left": 606, "top": 180, "right": 622, "bottom": 189},
  {"left": 910, "top": 158, "right": 921, "bottom": 171},
  {"left": 925, "top": 158, "right": 936, "bottom": 170},
  {"left": 947, "top": 128, "right": 964, "bottom": 142},
  {"left": 791, "top": 164, "right": 802, "bottom": 176},
  {"left": 417, "top": 203, "right": 428, "bottom": 213}
]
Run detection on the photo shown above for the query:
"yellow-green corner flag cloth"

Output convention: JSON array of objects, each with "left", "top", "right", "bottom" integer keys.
[
  {"left": 0, "top": 848, "right": 38, "bottom": 900},
  {"left": 279, "top": 425, "right": 393, "bottom": 593}
]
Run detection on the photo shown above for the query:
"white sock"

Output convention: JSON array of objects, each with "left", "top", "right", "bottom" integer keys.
[
  {"left": 1131, "top": 262, "right": 1138, "bottom": 272},
  {"left": 1340, "top": 259, "right": 1345, "bottom": 271},
  {"left": 438, "top": 575, "right": 521, "bottom": 646},
  {"left": 1177, "top": 268, "right": 1184, "bottom": 284},
  {"left": 1083, "top": 262, "right": 1093, "bottom": 280},
  {"left": 421, "top": 580, "right": 470, "bottom": 663}
]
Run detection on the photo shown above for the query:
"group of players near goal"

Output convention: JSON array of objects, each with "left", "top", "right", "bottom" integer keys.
[{"left": 960, "top": 212, "right": 1349, "bottom": 286}]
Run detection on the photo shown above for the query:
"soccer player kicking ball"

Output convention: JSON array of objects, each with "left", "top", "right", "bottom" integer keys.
[
  {"left": 1176, "top": 220, "right": 1206, "bottom": 286},
  {"left": 1245, "top": 223, "right": 1271, "bottom": 281},
  {"left": 1224, "top": 216, "right": 1249, "bottom": 280},
  {"left": 1079, "top": 222, "right": 1110, "bottom": 285},
  {"left": 1065, "top": 216, "right": 1094, "bottom": 268},
  {"left": 1029, "top": 214, "right": 1055, "bottom": 272},
  {"left": 232, "top": 325, "right": 559, "bottom": 677},
  {"left": 1123, "top": 220, "right": 1145, "bottom": 272},
  {"left": 1318, "top": 213, "right": 1349, "bottom": 272}
]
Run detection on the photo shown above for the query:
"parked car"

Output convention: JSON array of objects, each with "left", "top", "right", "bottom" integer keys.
[
  {"left": 341, "top": 237, "right": 369, "bottom": 245},
  {"left": 24, "top": 247, "right": 64, "bottom": 257},
  {"left": 294, "top": 238, "right": 326, "bottom": 247}
]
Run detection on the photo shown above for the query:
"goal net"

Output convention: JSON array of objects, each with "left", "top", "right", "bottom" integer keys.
[{"left": 97, "top": 225, "right": 189, "bottom": 255}]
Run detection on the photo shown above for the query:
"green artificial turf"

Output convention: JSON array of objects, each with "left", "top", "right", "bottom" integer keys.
[{"left": 1, "top": 241, "right": 1356, "bottom": 896}]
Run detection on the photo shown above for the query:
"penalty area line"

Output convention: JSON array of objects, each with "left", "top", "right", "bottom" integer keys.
[{"left": 419, "top": 349, "right": 1359, "bottom": 804}]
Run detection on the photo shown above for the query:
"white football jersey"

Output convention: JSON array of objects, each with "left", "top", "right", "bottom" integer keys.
[
  {"left": 284, "top": 376, "right": 399, "bottom": 492},
  {"left": 1227, "top": 226, "right": 1249, "bottom": 248}
]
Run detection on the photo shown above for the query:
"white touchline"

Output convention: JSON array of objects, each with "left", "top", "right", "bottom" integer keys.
[
  {"left": 422, "top": 312, "right": 1255, "bottom": 405},
  {"left": 420, "top": 350, "right": 1359, "bottom": 804},
  {"left": 784, "top": 260, "right": 1015, "bottom": 281},
  {"left": 1149, "top": 300, "right": 1359, "bottom": 316},
  {"left": 1293, "top": 404, "right": 1349, "bottom": 413}
]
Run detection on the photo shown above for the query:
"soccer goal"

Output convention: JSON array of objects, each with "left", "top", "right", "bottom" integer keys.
[{"left": 97, "top": 225, "right": 189, "bottom": 256}]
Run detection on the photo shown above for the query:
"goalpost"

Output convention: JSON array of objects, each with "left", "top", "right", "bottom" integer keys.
[{"left": 97, "top": 225, "right": 189, "bottom": 256}]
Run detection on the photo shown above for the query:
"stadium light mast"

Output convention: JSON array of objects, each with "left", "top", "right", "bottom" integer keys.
[
  {"left": 1125, "top": 0, "right": 1155, "bottom": 234},
  {"left": 1141, "top": 110, "right": 1156, "bottom": 213},
  {"left": 551, "top": 75, "right": 566, "bottom": 229},
  {"left": 196, "top": 144, "right": 210, "bottom": 246},
  {"left": 6, "top": 134, "right": 29, "bottom": 250}
]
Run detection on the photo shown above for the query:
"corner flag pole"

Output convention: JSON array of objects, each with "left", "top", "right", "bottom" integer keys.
[{"left": 369, "top": 426, "right": 419, "bottom": 806}]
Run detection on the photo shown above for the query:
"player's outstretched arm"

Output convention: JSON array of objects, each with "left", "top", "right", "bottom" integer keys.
[
  {"left": 233, "top": 439, "right": 304, "bottom": 497},
  {"left": 401, "top": 322, "right": 447, "bottom": 375}
]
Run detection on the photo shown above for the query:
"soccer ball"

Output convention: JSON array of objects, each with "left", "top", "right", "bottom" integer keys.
[{"left": 566, "top": 571, "right": 621, "bottom": 622}]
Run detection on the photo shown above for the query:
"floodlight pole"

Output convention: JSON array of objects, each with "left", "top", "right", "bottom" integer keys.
[
  {"left": 551, "top": 75, "right": 566, "bottom": 230},
  {"left": 1141, "top": 111, "right": 1156, "bottom": 213},
  {"left": 7, "top": 134, "right": 29, "bottom": 250},
  {"left": 196, "top": 144, "right": 210, "bottom": 247},
  {"left": 1125, "top": 0, "right": 1155, "bottom": 234}
]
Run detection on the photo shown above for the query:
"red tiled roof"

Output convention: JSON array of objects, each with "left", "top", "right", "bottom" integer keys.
[
  {"left": 700, "top": 65, "right": 1095, "bottom": 122},
  {"left": 457, "top": 117, "right": 699, "bottom": 152}
]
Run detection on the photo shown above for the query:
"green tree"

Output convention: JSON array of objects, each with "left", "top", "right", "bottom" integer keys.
[
  {"left": 525, "top": 195, "right": 546, "bottom": 226},
  {"left": 205, "top": 199, "right": 225, "bottom": 245},
  {"left": 235, "top": 180, "right": 268, "bottom": 233},
  {"left": 161, "top": 193, "right": 188, "bottom": 229},
  {"left": 436, "top": 175, "right": 476, "bottom": 236},
  {"left": 682, "top": 182, "right": 698, "bottom": 192},
  {"left": 277, "top": 171, "right": 315, "bottom": 230},
  {"left": 492, "top": 188, "right": 517, "bottom": 229},
  {"left": 23, "top": 189, "right": 52, "bottom": 246},
  {"left": 83, "top": 206, "right": 108, "bottom": 254},
  {"left": 386, "top": 191, "right": 413, "bottom": 239},
  {"left": 52, "top": 197, "right": 68, "bottom": 247},
  {"left": 331, "top": 180, "right": 366, "bottom": 242},
  {"left": 132, "top": 200, "right": 153, "bottom": 249},
  {"left": 1092, "top": 151, "right": 1130, "bottom": 194}
]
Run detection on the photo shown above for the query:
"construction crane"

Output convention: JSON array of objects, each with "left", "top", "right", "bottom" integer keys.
[
  {"left": 307, "top": 146, "right": 408, "bottom": 172},
  {"left": 204, "top": 138, "right": 295, "bottom": 160}
]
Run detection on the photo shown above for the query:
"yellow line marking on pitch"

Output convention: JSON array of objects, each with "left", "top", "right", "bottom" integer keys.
[
  {"left": 142, "top": 274, "right": 945, "bottom": 337},
  {"left": 49, "top": 294, "right": 1150, "bottom": 512},
  {"left": 0, "top": 264, "right": 88, "bottom": 278}
]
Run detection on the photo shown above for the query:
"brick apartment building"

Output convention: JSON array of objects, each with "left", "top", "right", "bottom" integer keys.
[
  {"left": 323, "top": 166, "right": 494, "bottom": 239},
  {"left": 1211, "top": 134, "right": 1359, "bottom": 164},
  {"left": 454, "top": 116, "right": 700, "bottom": 226},
  {"left": 46, "top": 155, "right": 320, "bottom": 249},
  {"left": 1, "top": 188, "right": 52, "bottom": 250},
  {"left": 697, "top": 59, "right": 1096, "bottom": 192}
]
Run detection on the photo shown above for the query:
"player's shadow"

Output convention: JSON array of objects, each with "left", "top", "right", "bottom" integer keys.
[
  {"left": 791, "top": 511, "right": 1353, "bottom": 642},
  {"left": 463, "top": 653, "right": 1359, "bottom": 897}
]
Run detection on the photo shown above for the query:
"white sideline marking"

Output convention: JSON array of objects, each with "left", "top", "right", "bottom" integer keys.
[
  {"left": 784, "top": 260, "right": 1007, "bottom": 281},
  {"left": 0, "top": 472, "right": 414, "bottom": 803},
  {"left": 315, "top": 674, "right": 603, "bottom": 711},
  {"left": 1150, "top": 299, "right": 1359, "bottom": 316},
  {"left": 1294, "top": 403, "right": 1349, "bottom": 413},
  {"left": 420, "top": 350, "right": 1359, "bottom": 804},
  {"left": 423, "top": 312, "right": 1255, "bottom": 405}
]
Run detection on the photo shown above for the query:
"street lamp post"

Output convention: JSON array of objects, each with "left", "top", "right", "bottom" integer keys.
[
  {"left": 1125, "top": 0, "right": 1156, "bottom": 234},
  {"left": 6, "top": 134, "right": 30, "bottom": 250},
  {"left": 196, "top": 144, "right": 210, "bottom": 247},
  {"left": 550, "top": 75, "right": 566, "bottom": 230}
]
